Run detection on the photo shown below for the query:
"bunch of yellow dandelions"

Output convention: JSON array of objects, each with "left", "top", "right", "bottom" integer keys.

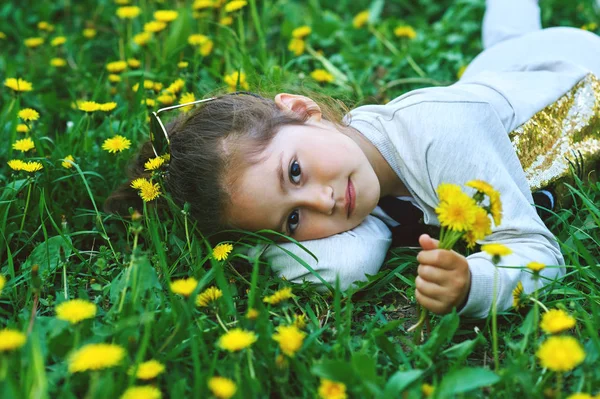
[
  {"left": 408, "top": 180, "right": 502, "bottom": 336},
  {"left": 435, "top": 180, "right": 502, "bottom": 250}
]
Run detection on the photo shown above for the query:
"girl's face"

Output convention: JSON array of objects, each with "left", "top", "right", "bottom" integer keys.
[{"left": 227, "top": 119, "right": 381, "bottom": 241}]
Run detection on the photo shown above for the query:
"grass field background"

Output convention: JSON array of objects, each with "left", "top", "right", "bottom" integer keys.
[{"left": 1, "top": 0, "right": 600, "bottom": 397}]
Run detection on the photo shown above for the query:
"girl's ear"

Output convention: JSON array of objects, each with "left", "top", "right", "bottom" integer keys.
[{"left": 274, "top": 93, "right": 322, "bottom": 122}]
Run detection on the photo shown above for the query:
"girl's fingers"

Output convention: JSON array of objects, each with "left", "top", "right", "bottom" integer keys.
[
  {"left": 415, "top": 288, "right": 448, "bottom": 315},
  {"left": 418, "top": 234, "right": 440, "bottom": 251},
  {"left": 416, "top": 250, "right": 454, "bottom": 270},
  {"left": 417, "top": 264, "right": 448, "bottom": 284},
  {"left": 415, "top": 275, "right": 445, "bottom": 300}
]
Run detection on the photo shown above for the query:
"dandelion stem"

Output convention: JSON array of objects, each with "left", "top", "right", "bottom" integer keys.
[
  {"left": 117, "top": 227, "right": 140, "bottom": 314},
  {"left": 247, "top": 348, "right": 256, "bottom": 379},
  {"left": 491, "top": 266, "right": 499, "bottom": 372},
  {"left": 63, "top": 262, "right": 68, "bottom": 300},
  {"left": 528, "top": 296, "right": 549, "bottom": 313},
  {"left": 215, "top": 312, "right": 229, "bottom": 332},
  {"left": 18, "top": 181, "right": 33, "bottom": 240}
]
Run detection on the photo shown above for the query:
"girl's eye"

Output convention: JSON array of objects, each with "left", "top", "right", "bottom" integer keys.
[
  {"left": 289, "top": 160, "right": 301, "bottom": 184},
  {"left": 287, "top": 210, "right": 300, "bottom": 234}
]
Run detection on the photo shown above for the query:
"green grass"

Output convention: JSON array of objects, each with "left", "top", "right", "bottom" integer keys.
[{"left": 1, "top": 0, "right": 600, "bottom": 397}]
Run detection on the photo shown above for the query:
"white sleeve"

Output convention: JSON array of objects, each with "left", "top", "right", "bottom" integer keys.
[
  {"left": 423, "top": 101, "right": 565, "bottom": 319},
  {"left": 248, "top": 215, "right": 392, "bottom": 292}
]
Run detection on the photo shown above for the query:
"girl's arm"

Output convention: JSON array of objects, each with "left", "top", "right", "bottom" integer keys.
[{"left": 250, "top": 214, "right": 392, "bottom": 292}]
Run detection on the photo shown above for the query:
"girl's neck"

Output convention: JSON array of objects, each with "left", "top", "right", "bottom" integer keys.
[{"left": 339, "top": 123, "right": 412, "bottom": 198}]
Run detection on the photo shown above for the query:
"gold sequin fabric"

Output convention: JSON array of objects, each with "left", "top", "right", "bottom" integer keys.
[{"left": 510, "top": 73, "right": 600, "bottom": 191}]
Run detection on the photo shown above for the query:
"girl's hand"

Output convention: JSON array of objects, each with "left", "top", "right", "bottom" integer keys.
[{"left": 415, "top": 234, "right": 471, "bottom": 315}]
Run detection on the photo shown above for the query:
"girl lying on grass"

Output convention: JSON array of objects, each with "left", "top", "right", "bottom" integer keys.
[{"left": 107, "top": 0, "right": 600, "bottom": 319}]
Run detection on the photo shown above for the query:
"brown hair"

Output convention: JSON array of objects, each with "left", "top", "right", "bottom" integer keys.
[{"left": 105, "top": 91, "right": 349, "bottom": 241}]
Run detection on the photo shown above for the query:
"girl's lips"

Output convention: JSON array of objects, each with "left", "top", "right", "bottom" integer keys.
[{"left": 346, "top": 178, "right": 355, "bottom": 218}]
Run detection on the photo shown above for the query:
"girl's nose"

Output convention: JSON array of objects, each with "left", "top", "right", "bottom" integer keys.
[{"left": 300, "top": 184, "right": 335, "bottom": 215}]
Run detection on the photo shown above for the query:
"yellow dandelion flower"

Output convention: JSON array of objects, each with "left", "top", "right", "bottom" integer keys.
[
  {"left": 177, "top": 61, "right": 188, "bottom": 68},
  {"left": 109, "top": 74, "right": 122, "bottom": 83},
  {"left": 292, "top": 26, "right": 312, "bottom": 39},
  {"left": 223, "top": 72, "right": 249, "bottom": 91},
  {"left": 102, "top": 135, "right": 131, "bottom": 153},
  {"left": 288, "top": 38, "right": 305, "bottom": 56},
  {"left": 144, "top": 21, "right": 167, "bottom": 33},
  {"left": 37, "top": 21, "right": 53, "bottom": 31},
  {"left": 512, "top": 281, "right": 525, "bottom": 309},
  {"left": 196, "top": 286, "right": 223, "bottom": 307},
  {"left": 133, "top": 32, "right": 152, "bottom": 46},
  {"left": 5, "top": 78, "right": 33, "bottom": 92},
  {"left": 78, "top": 101, "right": 101, "bottom": 112},
  {"left": 69, "top": 343, "right": 126, "bottom": 373},
  {"left": 224, "top": 0, "right": 247, "bottom": 13},
  {"left": 138, "top": 180, "right": 161, "bottom": 202},
  {"left": 51, "top": 36, "right": 66, "bottom": 46},
  {"left": 116, "top": 6, "right": 141, "bottom": 19},
  {"left": 106, "top": 60, "right": 128, "bottom": 73},
  {"left": 463, "top": 206, "right": 492, "bottom": 248},
  {"left": 121, "top": 386, "right": 162, "bottom": 399},
  {"left": 0, "top": 32, "right": 5, "bottom": 39},
  {"left": 482, "top": 243, "right": 512, "bottom": 257},
  {"left": 394, "top": 25, "right": 417, "bottom": 39},
  {"left": 131, "top": 359, "right": 165, "bottom": 380},
  {"left": 218, "top": 328, "right": 258, "bottom": 352},
  {"left": 421, "top": 383, "right": 435, "bottom": 397},
  {"left": 170, "top": 277, "right": 198, "bottom": 297},
  {"left": 143, "top": 80, "right": 156, "bottom": 90},
  {"left": 194, "top": 0, "right": 215, "bottom": 10},
  {"left": 0, "top": 274, "right": 5, "bottom": 294},
  {"left": 144, "top": 157, "right": 165, "bottom": 171},
  {"left": 21, "top": 161, "right": 44, "bottom": 173},
  {"left": 131, "top": 178, "right": 148, "bottom": 189},
  {"left": 536, "top": 336, "right": 585, "bottom": 372},
  {"left": 154, "top": 10, "right": 179, "bottom": 22},
  {"left": 489, "top": 192, "right": 502, "bottom": 226},
  {"left": 457, "top": 65, "right": 468, "bottom": 80},
  {"left": 62, "top": 155, "right": 75, "bottom": 169},
  {"left": 246, "top": 308, "right": 259, "bottom": 320},
  {"left": 7, "top": 159, "right": 27, "bottom": 171},
  {"left": 566, "top": 394, "right": 593, "bottom": 399},
  {"left": 127, "top": 58, "right": 141, "bottom": 69},
  {"left": 153, "top": 82, "right": 163, "bottom": 92},
  {"left": 143, "top": 98, "right": 156, "bottom": 107},
  {"left": 527, "top": 261, "right": 546, "bottom": 273},
  {"left": 0, "top": 329, "right": 27, "bottom": 352},
  {"left": 12, "top": 137, "right": 35, "bottom": 153},
  {"left": 51, "top": 57, "right": 67, "bottom": 67},
  {"left": 166, "top": 78, "right": 185, "bottom": 94},
  {"left": 263, "top": 287, "right": 294, "bottom": 305},
  {"left": 179, "top": 92, "right": 196, "bottom": 112},
  {"left": 188, "top": 33, "right": 209, "bottom": 46},
  {"left": 17, "top": 124, "right": 30, "bottom": 133},
  {"left": 24, "top": 37, "right": 44, "bottom": 48},
  {"left": 436, "top": 183, "right": 463, "bottom": 202},
  {"left": 352, "top": 10, "right": 369, "bottom": 29},
  {"left": 18, "top": 108, "right": 40, "bottom": 121},
  {"left": 318, "top": 379, "right": 347, "bottom": 399},
  {"left": 272, "top": 325, "right": 305, "bottom": 357},
  {"left": 435, "top": 193, "right": 477, "bottom": 232},
  {"left": 199, "top": 39, "right": 214, "bottom": 56},
  {"left": 208, "top": 376, "right": 237, "bottom": 399},
  {"left": 100, "top": 102, "right": 117, "bottom": 112},
  {"left": 219, "top": 16, "right": 233, "bottom": 25},
  {"left": 56, "top": 299, "right": 97, "bottom": 324},
  {"left": 157, "top": 93, "right": 176, "bottom": 105},
  {"left": 311, "top": 69, "right": 334, "bottom": 83},
  {"left": 83, "top": 28, "right": 97, "bottom": 39},
  {"left": 293, "top": 314, "right": 307, "bottom": 329},
  {"left": 213, "top": 243, "right": 233, "bottom": 261},
  {"left": 540, "top": 309, "right": 576, "bottom": 334},
  {"left": 115, "top": 0, "right": 131, "bottom": 4}
]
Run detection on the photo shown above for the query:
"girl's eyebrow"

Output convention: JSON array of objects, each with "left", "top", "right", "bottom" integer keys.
[{"left": 277, "top": 151, "right": 287, "bottom": 195}]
